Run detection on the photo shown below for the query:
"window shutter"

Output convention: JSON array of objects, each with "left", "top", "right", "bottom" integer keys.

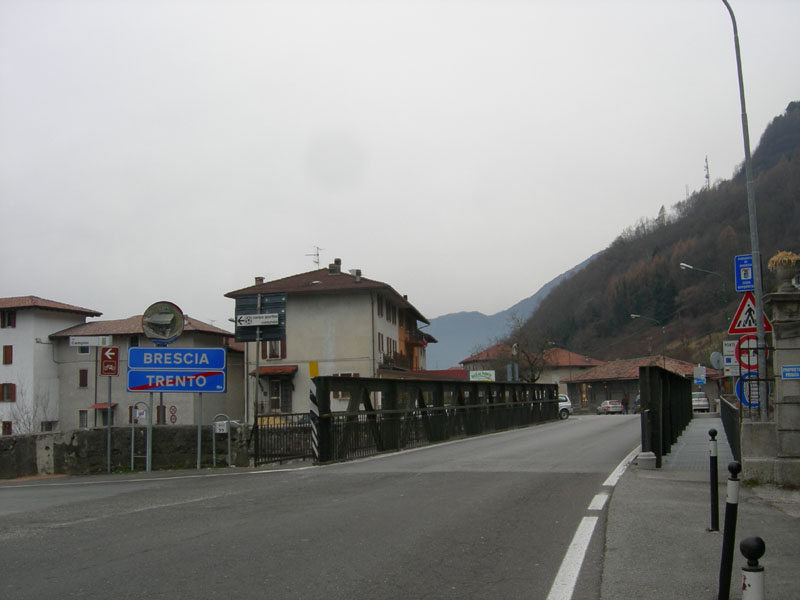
[
  {"left": 280, "top": 340, "right": 287, "bottom": 359},
  {"left": 2, "top": 345, "right": 11, "bottom": 365},
  {"left": 79, "top": 369, "right": 88, "bottom": 388}
]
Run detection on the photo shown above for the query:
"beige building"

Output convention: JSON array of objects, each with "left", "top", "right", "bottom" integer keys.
[
  {"left": 50, "top": 316, "right": 244, "bottom": 430},
  {"left": 225, "top": 259, "right": 434, "bottom": 416}
]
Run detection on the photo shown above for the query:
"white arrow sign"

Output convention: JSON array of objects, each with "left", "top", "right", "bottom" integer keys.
[{"left": 236, "top": 313, "right": 279, "bottom": 327}]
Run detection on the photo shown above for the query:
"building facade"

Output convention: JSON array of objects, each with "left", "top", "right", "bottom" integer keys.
[
  {"left": 0, "top": 296, "right": 101, "bottom": 435},
  {"left": 225, "top": 259, "right": 434, "bottom": 417},
  {"left": 50, "top": 316, "right": 244, "bottom": 430}
]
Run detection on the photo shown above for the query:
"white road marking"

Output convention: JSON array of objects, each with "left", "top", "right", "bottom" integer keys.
[
  {"left": 588, "top": 493, "right": 609, "bottom": 511},
  {"left": 546, "top": 516, "right": 599, "bottom": 600},
  {"left": 545, "top": 445, "right": 640, "bottom": 600}
]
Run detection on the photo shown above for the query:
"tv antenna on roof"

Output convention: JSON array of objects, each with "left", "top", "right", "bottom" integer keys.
[{"left": 306, "top": 246, "right": 323, "bottom": 268}]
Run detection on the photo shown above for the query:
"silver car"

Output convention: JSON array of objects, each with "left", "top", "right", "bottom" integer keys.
[
  {"left": 558, "top": 394, "right": 573, "bottom": 420},
  {"left": 597, "top": 400, "right": 624, "bottom": 415},
  {"left": 692, "top": 391, "right": 710, "bottom": 412}
]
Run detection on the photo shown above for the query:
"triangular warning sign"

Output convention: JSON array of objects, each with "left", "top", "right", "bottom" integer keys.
[{"left": 728, "top": 291, "right": 773, "bottom": 334}]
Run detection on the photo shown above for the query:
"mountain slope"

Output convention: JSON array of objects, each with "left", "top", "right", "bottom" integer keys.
[
  {"left": 513, "top": 101, "right": 800, "bottom": 364},
  {"left": 425, "top": 254, "right": 597, "bottom": 368}
]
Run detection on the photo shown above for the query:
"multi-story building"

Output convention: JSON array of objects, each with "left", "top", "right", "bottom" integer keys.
[
  {"left": 225, "top": 258, "right": 435, "bottom": 416},
  {"left": 0, "top": 296, "right": 101, "bottom": 435},
  {"left": 50, "top": 316, "right": 244, "bottom": 430}
]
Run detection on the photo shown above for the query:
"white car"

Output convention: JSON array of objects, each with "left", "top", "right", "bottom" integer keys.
[
  {"left": 692, "top": 391, "right": 710, "bottom": 412},
  {"left": 558, "top": 394, "right": 573, "bottom": 420}
]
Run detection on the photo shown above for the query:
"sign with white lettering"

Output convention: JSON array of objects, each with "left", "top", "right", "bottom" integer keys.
[
  {"left": 235, "top": 313, "right": 279, "bottom": 327},
  {"left": 782, "top": 366, "right": 800, "bottom": 380},
  {"left": 734, "top": 254, "right": 755, "bottom": 292},
  {"left": 127, "top": 348, "right": 226, "bottom": 393}
]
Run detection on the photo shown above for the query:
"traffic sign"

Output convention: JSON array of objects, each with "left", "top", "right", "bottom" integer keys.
[
  {"left": 127, "top": 347, "right": 227, "bottom": 393},
  {"left": 127, "top": 370, "right": 226, "bottom": 393},
  {"left": 235, "top": 313, "right": 279, "bottom": 327},
  {"left": 728, "top": 291, "right": 773, "bottom": 335},
  {"left": 100, "top": 346, "right": 119, "bottom": 376},
  {"left": 128, "top": 347, "right": 226, "bottom": 370},
  {"left": 736, "top": 371, "right": 760, "bottom": 407},
  {"left": 734, "top": 254, "right": 755, "bottom": 292}
]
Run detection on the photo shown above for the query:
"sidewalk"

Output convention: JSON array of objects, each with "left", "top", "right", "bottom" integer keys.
[{"left": 602, "top": 414, "right": 800, "bottom": 599}]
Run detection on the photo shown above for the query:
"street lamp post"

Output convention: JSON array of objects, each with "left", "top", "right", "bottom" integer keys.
[
  {"left": 679, "top": 262, "right": 729, "bottom": 324},
  {"left": 631, "top": 314, "right": 666, "bottom": 369},
  {"left": 720, "top": 0, "right": 768, "bottom": 421}
]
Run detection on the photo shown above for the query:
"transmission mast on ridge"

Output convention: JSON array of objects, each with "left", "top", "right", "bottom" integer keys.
[
  {"left": 705, "top": 156, "right": 710, "bottom": 190},
  {"left": 306, "top": 246, "right": 323, "bottom": 268}
]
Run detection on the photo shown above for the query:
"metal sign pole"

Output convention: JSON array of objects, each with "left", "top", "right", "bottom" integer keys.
[
  {"left": 146, "top": 392, "right": 153, "bottom": 472},
  {"left": 197, "top": 392, "right": 203, "bottom": 469},
  {"left": 106, "top": 377, "right": 112, "bottom": 473}
]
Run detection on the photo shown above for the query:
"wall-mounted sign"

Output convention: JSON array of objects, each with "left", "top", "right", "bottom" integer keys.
[
  {"left": 69, "top": 335, "right": 112, "bottom": 347},
  {"left": 469, "top": 370, "right": 495, "bottom": 382}
]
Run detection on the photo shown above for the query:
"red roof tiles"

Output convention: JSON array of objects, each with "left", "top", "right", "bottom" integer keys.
[{"left": 0, "top": 295, "right": 101, "bottom": 317}]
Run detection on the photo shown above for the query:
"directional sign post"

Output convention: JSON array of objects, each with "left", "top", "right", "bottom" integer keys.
[
  {"left": 235, "top": 313, "right": 280, "bottom": 327},
  {"left": 101, "top": 347, "right": 119, "bottom": 376}
]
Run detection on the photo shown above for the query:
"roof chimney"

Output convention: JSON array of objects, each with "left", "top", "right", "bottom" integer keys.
[
  {"left": 328, "top": 258, "right": 342, "bottom": 274},
  {"left": 349, "top": 268, "right": 362, "bottom": 283},
  {"left": 255, "top": 276, "right": 265, "bottom": 285}
]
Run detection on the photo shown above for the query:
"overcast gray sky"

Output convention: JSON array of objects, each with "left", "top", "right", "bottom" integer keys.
[{"left": 3, "top": 1, "right": 799, "bottom": 330}]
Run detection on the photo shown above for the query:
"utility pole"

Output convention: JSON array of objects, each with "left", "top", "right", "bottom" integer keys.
[{"left": 705, "top": 156, "right": 711, "bottom": 190}]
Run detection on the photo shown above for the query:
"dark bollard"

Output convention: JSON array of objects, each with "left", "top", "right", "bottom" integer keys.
[
  {"left": 708, "top": 429, "right": 720, "bottom": 532},
  {"left": 740, "top": 536, "right": 766, "bottom": 600},
  {"left": 717, "top": 461, "right": 742, "bottom": 600}
]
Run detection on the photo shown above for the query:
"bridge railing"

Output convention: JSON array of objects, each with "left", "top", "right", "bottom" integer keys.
[
  {"left": 639, "top": 365, "right": 692, "bottom": 468},
  {"left": 312, "top": 376, "right": 559, "bottom": 464}
]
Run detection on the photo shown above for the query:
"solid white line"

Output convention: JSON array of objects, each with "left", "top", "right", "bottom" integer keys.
[
  {"left": 587, "top": 493, "right": 608, "bottom": 511},
  {"left": 546, "top": 516, "right": 599, "bottom": 600},
  {"left": 602, "top": 445, "right": 640, "bottom": 487}
]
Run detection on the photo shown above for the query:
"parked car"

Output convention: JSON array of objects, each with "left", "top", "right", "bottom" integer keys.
[
  {"left": 692, "top": 391, "right": 710, "bottom": 412},
  {"left": 558, "top": 394, "right": 573, "bottom": 420},
  {"left": 597, "top": 400, "right": 624, "bottom": 415}
]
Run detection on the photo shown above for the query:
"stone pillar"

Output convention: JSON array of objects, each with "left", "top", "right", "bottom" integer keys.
[{"left": 759, "top": 290, "right": 800, "bottom": 486}]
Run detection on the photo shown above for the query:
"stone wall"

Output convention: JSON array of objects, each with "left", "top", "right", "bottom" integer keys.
[{"left": 1, "top": 425, "right": 251, "bottom": 479}]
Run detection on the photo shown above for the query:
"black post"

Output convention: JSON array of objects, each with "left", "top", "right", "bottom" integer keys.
[
  {"left": 717, "top": 461, "right": 742, "bottom": 600},
  {"left": 740, "top": 536, "right": 766, "bottom": 600},
  {"left": 709, "top": 429, "right": 720, "bottom": 532}
]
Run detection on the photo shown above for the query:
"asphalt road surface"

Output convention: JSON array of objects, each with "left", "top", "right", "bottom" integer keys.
[{"left": 1, "top": 414, "right": 641, "bottom": 600}]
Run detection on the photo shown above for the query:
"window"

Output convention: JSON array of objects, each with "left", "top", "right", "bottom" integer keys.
[
  {"left": 377, "top": 295, "right": 384, "bottom": 317},
  {"left": 2, "top": 345, "right": 11, "bottom": 365},
  {"left": 40, "top": 421, "right": 57, "bottom": 432},
  {"left": 2, "top": 421, "right": 11, "bottom": 435},
  {"left": 263, "top": 340, "right": 284, "bottom": 359},
  {"left": 385, "top": 302, "right": 392, "bottom": 322},
  {"left": 78, "top": 410, "right": 88, "bottom": 428},
  {"left": 99, "top": 409, "right": 114, "bottom": 426},
  {"left": 77, "top": 346, "right": 90, "bottom": 355},
  {"left": 378, "top": 333, "right": 384, "bottom": 353},
  {"left": 79, "top": 369, "right": 89, "bottom": 388},
  {"left": 1, "top": 383, "right": 16, "bottom": 402},
  {"left": 129, "top": 335, "right": 139, "bottom": 347},
  {"left": 269, "top": 380, "right": 281, "bottom": 411},
  {"left": 0, "top": 310, "right": 15, "bottom": 328}
]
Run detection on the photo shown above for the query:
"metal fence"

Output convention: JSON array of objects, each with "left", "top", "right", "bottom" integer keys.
[
  {"left": 639, "top": 365, "right": 692, "bottom": 468},
  {"left": 250, "top": 377, "right": 559, "bottom": 465}
]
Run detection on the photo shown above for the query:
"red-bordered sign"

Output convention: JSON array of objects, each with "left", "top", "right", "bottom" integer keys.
[
  {"left": 728, "top": 291, "right": 773, "bottom": 335},
  {"left": 734, "top": 334, "right": 769, "bottom": 371}
]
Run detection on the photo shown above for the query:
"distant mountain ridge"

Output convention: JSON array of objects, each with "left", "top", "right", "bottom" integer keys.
[{"left": 425, "top": 255, "right": 598, "bottom": 369}]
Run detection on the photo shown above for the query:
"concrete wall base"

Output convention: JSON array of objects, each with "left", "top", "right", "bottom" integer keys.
[{"left": 637, "top": 451, "right": 657, "bottom": 470}]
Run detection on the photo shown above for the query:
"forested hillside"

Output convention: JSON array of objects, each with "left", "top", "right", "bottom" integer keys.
[{"left": 513, "top": 101, "right": 800, "bottom": 364}]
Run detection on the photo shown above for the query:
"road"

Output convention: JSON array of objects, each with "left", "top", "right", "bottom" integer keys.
[{"left": 1, "top": 414, "right": 640, "bottom": 600}]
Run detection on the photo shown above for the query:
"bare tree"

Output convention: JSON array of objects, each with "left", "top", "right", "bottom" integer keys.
[{"left": 10, "top": 377, "right": 56, "bottom": 434}]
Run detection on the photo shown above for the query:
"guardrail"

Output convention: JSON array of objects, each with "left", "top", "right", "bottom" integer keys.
[{"left": 639, "top": 365, "right": 692, "bottom": 468}]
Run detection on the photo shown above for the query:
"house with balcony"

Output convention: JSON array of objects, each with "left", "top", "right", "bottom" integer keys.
[
  {"left": 0, "top": 296, "right": 102, "bottom": 435},
  {"left": 225, "top": 258, "right": 436, "bottom": 417}
]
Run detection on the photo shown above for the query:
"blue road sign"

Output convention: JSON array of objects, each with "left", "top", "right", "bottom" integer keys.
[
  {"left": 128, "top": 347, "right": 226, "bottom": 370},
  {"left": 127, "top": 347, "right": 227, "bottom": 393},
  {"left": 735, "top": 254, "right": 754, "bottom": 292},
  {"left": 782, "top": 366, "right": 800, "bottom": 380},
  {"left": 127, "top": 370, "right": 226, "bottom": 393}
]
